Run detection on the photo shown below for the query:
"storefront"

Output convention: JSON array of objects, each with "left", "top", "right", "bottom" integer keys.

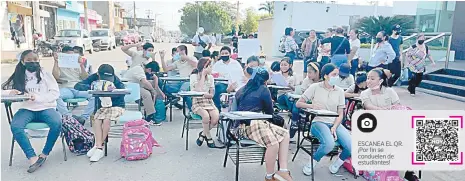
[
  {"left": 80, "top": 9, "right": 100, "bottom": 31},
  {"left": 56, "top": 1, "right": 81, "bottom": 31},
  {"left": 2, "top": 1, "right": 33, "bottom": 50},
  {"left": 39, "top": 1, "right": 66, "bottom": 40}
]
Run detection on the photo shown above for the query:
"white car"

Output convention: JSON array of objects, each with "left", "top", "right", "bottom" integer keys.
[
  {"left": 90, "top": 29, "right": 117, "bottom": 51},
  {"left": 53, "top": 29, "right": 93, "bottom": 54}
]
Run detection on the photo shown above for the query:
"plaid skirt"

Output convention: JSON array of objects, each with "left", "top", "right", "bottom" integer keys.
[
  {"left": 94, "top": 107, "right": 125, "bottom": 121},
  {"left": 191, "top": 97, "right": 216, "bottom": 113},
  {"left": 245, "top": 120, "right": 288, "bottom": 147}
]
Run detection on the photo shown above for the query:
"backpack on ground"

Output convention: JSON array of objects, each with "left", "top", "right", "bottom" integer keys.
[
  {"left": 120, "top": 119, "right": 160, "bottom": 161},
  {"left": 153, "top": 99, "right": 166, "bottom": 123},
  {"left": 362, "top": 170, "right": 404, "bottom": 181},
  {"left": 343, "top": 158, "right": 362, "bottom": 177},
  {"left": 61, "top": 115, "right": 95, "bottom": 154}
]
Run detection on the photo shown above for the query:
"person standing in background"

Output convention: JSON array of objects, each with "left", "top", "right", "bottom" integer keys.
[
  {"left": 279, "top": 27, "right": 298, "bottom": 66},
  {"left": 367, "top": 31, "right": 396, "bottom": 71},
  {"left": 348, "top": 29, "right": 361, "bottom": 76},
  {"left": 318, "top": 28, "right": 333, "bottom": 68},
  {"left": 301, "top": 30, "right": 320, "bottom": 78},
  {"left": 387, "top": 25, "right": 404, "bottom": 87},
  {"left": 192, "top": 27, "right": 212, "bottom": 60},
  {"left": 320, "top": 27, "right": 351, "bottom": 68}
]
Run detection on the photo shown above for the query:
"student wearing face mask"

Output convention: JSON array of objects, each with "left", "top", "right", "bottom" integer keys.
[
  {"left": 212, "top": 46, "right": 245, "bottom": 110},
  {"left": 295, "top": 63, "right": 350, "bottom": 176},
  {"left": 387, "top": 25, "right": 404, "bottom": 87},
  {"left": 122, "top": 42, "right": 157, "bottom": 68},
  {"left": 360, "top": 68, "right": 400, "bottom": 110},
  {"left": 166, "top": 47, "right": 179, "bottom": 77},
  {"left": 2, "top": 50, "right": 61, "bottom": 173},
  {"left": 333, "top": 63, "right": 355, "bottom": 89},
  {"left": 405, "top": 34, "right": 435, "bottom": 96},
  {"left": 367, "top": 31, "right": 396, "bottom": 72}
]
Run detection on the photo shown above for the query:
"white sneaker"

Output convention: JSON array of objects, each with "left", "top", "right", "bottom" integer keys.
[
  {"left": 89, "top": 149, "right": 104, "bottom": 162},
  {"left": 329, "top": 158, "right": 345, "bottom": 174},
  {"left": 302, "top": 161, "right": 316, "bottom": 176},
  {"left": 86, "top": 147, "right": 97, "bottom": 157}
]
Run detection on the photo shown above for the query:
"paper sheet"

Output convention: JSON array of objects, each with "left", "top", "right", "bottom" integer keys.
[
  {"left": 271, "top": 73, "right": 289, "bottom": 87},
  {"left": 57, "top": 53, "right": 80, "bottom": 68}
]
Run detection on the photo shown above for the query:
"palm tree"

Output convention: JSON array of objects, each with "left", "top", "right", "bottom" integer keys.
[
  {"left": 258, "top": 1, "right": 274, "bottom": 15},
  {"left": 355, "top": 15, "right": 415, "bottom": 37}
]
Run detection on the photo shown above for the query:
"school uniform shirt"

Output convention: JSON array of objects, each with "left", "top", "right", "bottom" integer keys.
[
  {"left": 2, "top": 70, "right": 60, "bottom": 111},
  {"left": 126, "top": 50, "right": 153, "bottom": 68},
  {"left": 360, "top": 87, "right": 400, "bottom": 108},
  {"left": 172, "top": 57, "right": 198, "bottom": 77},
  {"left": 301, "top": 82, "right": 345, "bottom": 124},
  {"left": 123, "top": 65, "right": 146, "bottom": 83},
  {"left": 345, "top": 84, "right": 365, "bottom": 94},
  {"left": 335, "top": 75, "right": 355, "bottom": 89},
  {"left": 213, "top": 59, "right": 244, "bottom": 86},
  {"left": 190, "top": 74, "right": 214, "bottom": 92},
  {"left": 57, "top": 67, "right": 82, "bottom": 88},
  {"left": 300, "top": 77, "right": 316, "bottom": 95}
]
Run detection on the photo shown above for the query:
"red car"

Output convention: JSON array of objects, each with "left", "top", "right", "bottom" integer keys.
[
  {"left": 116, "top": 31, "right": 131, "bottom": 46},
  {"left": 126, "top": 29, "right": 141, "bottom": 44}
]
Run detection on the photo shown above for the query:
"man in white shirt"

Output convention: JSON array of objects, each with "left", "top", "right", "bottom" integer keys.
[
  {"left": 192, "top": 27, "right": 212, "bottom": 60},
  {"left": 212, "top": 46, "right": 244, "bottom": 110}
]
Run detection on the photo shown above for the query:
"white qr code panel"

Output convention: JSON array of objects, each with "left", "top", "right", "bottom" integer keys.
[{"left": 415, "top": 118, "right": 460, "bottom": 162}]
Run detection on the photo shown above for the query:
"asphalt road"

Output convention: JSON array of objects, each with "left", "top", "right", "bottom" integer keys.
[{"left": 1, "top": 43, "right": 464, "bottom": 181}]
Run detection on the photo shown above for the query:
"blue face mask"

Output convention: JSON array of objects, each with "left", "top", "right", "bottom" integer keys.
[
  {"left": 145, "top": 51, "right": 152, "bottom": 58},
  {"left": 173, "top": 53, "right": 181, "bottom": 61},
  {"left": 328, "top": 76, "right": 340, "bottom": 86}
]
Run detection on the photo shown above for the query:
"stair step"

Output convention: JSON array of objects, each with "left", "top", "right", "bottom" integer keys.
[
  {"left": 419, "top": 80, "right": 465, "bottom": 97},
  {"left": 444, "top": 69, "right": 465, "bottom": 77},
  {"left": 416, "top": 88, "right": 465, "bottom": 102},
  {"left": 426, "top": 74, "right": 465, "bottom": 87}
]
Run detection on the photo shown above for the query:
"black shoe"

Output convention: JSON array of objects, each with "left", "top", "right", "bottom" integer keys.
[
  {"left": 206, "top": 138, "right": 225, "bottom": 149},
  {"left": 27, "top": 157, "right": 46, "bottom": 173},
  {"left": 196, "top": 131, "right": 205, "bottom": 146}
]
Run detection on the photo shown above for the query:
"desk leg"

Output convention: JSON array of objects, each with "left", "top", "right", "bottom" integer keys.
[
  {"left": 235, "top": 138, "right": 240, "bottom": 181},
  {"left": 5, "top": 103, "right": 15, "bottom": 166}
]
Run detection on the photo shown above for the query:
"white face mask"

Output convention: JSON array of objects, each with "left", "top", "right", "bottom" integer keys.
[{"left": 328, "top": 76, "right": 340, "bottom": 86}]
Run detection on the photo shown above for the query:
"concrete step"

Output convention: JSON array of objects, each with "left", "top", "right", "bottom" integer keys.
[
  {"left": 419, "top": 80, "right": 465, "bottom": 97},
  {"left": 444, "top": 69, "right": 465, "bottom": 77},
  {"left": 425, "top": 74, "right": 465, "bottom": 87},
  {"left": 415, "top": 87, "right": 465, "bottom": 102}
]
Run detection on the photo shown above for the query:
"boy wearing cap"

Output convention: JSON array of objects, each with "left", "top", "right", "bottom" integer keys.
[
  {"left": 334, "top": 63, "right": 355, "bottom": 89},
  {"left": 74, "top": 64, "right": 125, "bottom": 162},
  {"left": 192, "top": 27, "right": 212, "bottom": 60},
  {"left": 388, "top": 24, "right": 403, "bottom": 86},
  {"left": 53, "top": 46, "right": 93, "bottom": 124}
]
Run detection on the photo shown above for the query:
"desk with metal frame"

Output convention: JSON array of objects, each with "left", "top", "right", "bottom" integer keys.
[{"left": 160, "top": 76, "right": 190, "bottom": 122}]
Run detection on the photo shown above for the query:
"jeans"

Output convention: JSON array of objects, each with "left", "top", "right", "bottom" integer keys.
[
  {"left": 350, "top": 58, "right": 359, "bottom": 77},
  {"left": 387, "top": 58, "right": 401, "bottom": 87},
  {"left": 331, "top": 54, "right": 348, "bottom": 68},
  {"left": 285, "top": 51, "right": 296, "bottom": 65},
  {"left": 311, "top": 122, "right": 351, "bottom": 161},
  {"left": 213, "top": 83, "right": 228, "bottom": 110},
  {"left": 164, "top": 81, "right": 192, "bottom": 109},
  {"left": 56, "top": 88, "right": 95, "bottom": 120},
  {"left": 10, "top": 108, "right": 62, "bottom": 159}
]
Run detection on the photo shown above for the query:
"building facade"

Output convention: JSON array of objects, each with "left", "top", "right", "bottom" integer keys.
[
  {"left": 113, "top": 2, "right": 124, "bottom": 32},
  {"left": 39, "top": 1, "right": 66, "bottom": 40},
  {"left": 2, "top": 1, "right": 34, "bottom": 50},
  {"left": 87, "top": 1, "right": 114, "bottom": 31},
  {"left": 57, "top": 1, "right": 82, "bottom": 31},
  {"left": 80, "top": 9, "right": 101, "bottom": 31},
  {"left": 451, "top": 2, "right": 465, "bottom": 60}
]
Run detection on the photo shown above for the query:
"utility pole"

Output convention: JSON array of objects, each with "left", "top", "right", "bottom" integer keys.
[
  {"left": 196, "top": 1, "right": 200, "bottom": 30},
  {"left": 83, "top": 1, "right": 90, "bottom": 31},
  {"left": 145, "top": 9, "right": 153, "bottom": 19},
  {"left": 369, "top": 1, "right": 379, "bottom": 58},
  {"left": 133, "top": 1, "right": 137, "bottom": 29},
  {"left": 235, "top": 1, "right": 240, "bottom": 36}
]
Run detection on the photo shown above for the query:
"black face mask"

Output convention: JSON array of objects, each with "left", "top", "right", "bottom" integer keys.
[
  {"left": 246, "top": 67, "right": 254, "bottom": 75},
  {"left": 395, "top": 32, "right": 400, "bottom": 35},
  {"left": 220, "top": 56, "right": 230, "bottom": 62},
  {"left": 418, "top": 40, "right": 425, "bottom": 45},
  {"left": 24, "top": 62, "right": 40, "bottom": 73},
  {"left": 376, "top": 38, "right": 383, "bottom": 43}
]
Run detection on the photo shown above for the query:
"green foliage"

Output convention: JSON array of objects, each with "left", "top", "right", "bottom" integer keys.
[
  {"left": 258, "top": 1, "right": 274, "bottom": 15},
  {"left": 241, "top": 8, "right": 259, "bottom": 34},
  {"left": 179, "top": 2, "right": 233, "bottom": 36},
  {"left": 354, "top": 15, "right": 415, "bottom": 37}
]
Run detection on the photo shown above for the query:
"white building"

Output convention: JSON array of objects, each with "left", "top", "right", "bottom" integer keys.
[{"left": 259, "top": 1, "right": 394, "bottom": 57}]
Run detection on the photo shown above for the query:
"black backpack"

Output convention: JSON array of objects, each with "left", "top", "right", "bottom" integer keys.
[{"left": 61, "top": 115, "right": 95, "bottom": 155}]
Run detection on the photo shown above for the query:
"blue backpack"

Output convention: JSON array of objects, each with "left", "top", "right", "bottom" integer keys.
[{"left": 153, "top": 99, "right": 166, "bottom": 123}]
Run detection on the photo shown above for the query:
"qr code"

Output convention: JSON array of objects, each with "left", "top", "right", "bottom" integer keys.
[{"left": 415, "top": 119, "right": 459, "bottom": 162}]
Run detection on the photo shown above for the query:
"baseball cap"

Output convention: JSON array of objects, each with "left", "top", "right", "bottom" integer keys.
[
  {"left": 198, "top": 27, "right": 205, "bottom": 34},
  {"left": 97, "top": 64, "right": 115, "bottom": 82},
  {"left": 392, "top": 24, "right": 401, "bottom": 31},
  {"left": 339, "top": 63, "right": 350, "bottom": 77}
]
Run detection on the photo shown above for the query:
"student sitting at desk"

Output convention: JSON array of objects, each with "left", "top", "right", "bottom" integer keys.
[
  {"left": 360, "top": 68, "right": 400, "bottom": 110},
  {"left": 273, "top": 58, "right": 296, "bottom": 109},
  {"left": 2, "top": 50, "right": 61, "bottom": 173},
  {"left": 212, "top": 46, "right": 244, "bottom": 110},
  {"left": 53, "top": 46, "right": 92, "bottom": 125},
  {"left": 166, "top": 47, "right": 180, "bottom": 77},
  {"left": 333, "top": 63, "right": 354, "bottom": 90},
  {"left": 295, "top": 63, "right": 351, "bottom": 176},
  {"left": 235, "top": 67, "right": 293, "bottom": 181},
  {"left": 345, "top": 71, "right": 367, "bottom": 98},
  {"left": 74, "top": 64, "right": 125, "bottom": 162},
  {"left": 190, "top": 58, "right": 220, "bottom": 148},
  {"left": 227, "top": 55, "right": 259, "bottom": 93}
]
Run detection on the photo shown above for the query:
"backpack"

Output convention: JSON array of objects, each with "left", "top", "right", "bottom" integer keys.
[
  {"left": 343, "top": 158, "right": 362, "bottom": 177},
  {"left": 61, "top": 115, "right": 95, "bottom": 154},
  {"left": 362, "top": 171, "right": 404, "bottom": 181},
  {"left": 153, "top": 99, "right": 166, "bottom": 123},
  {"left": 120, "top": 119, "right": 160, "bottom": 161},
  {"left": 344, "top": 100, "right": 357, "bottom": 130}
]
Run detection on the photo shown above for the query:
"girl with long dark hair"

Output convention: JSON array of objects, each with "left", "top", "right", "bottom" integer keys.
[
  {"left": 1, "top": 50, "right": 61, "bottom": 173},
  {"left": 191, "top": 58, "right": 220, "bottom": 148}
]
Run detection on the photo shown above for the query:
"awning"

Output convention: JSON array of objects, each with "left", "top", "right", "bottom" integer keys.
[
  {"left": 40, "top": 10, "right": 50, "bottom": 18},
  {"left": 7, "top": 2, "right": 32, "bottom": 16}
]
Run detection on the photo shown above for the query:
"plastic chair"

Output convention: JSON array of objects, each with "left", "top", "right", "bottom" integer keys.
[
  {"left": 181, "top": 112, "right": 202, "bottom": 150},
  {"left": 9, "top": 122, "right": 67, "bottom": 166},
  {"left": 64, "top": 98, "right": 87, "bottom": 110}
]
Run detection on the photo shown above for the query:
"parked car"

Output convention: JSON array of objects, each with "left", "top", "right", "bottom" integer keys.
[
  {"left": 127, "top": 29, "right": 141, "bottom": 43},
  {"left": 293, "top": 30, "right": 325, "bottom": 59},
  {"left": 115, "top": 31, "right": 131, "bottom": 46},
  {"left": 90, "top": 29, "right": 117, "bottom": 51},
  {"left": 181, "top": 37, "right": 192, "bottom": 44},
  {"left": 140, "top": 33, "right": 154, "bottom": 43},
  {"left": 53, "top": 29, "right": 93, "bottom": 54}
]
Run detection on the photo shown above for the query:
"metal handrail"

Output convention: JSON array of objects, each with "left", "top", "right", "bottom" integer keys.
[
  {"left": 402, "top": 33, "right": 417, "bottom": 42},
  {"left": 402, "top": 32, "right": 453, "bottom": 69}
]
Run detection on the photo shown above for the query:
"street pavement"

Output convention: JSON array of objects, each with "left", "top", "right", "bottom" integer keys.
[{"left": 1, "top": 43, "right": 465, "bottom": 181}]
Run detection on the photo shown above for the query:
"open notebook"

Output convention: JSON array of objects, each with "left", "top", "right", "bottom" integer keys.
[{"left": 229, "top": 111, "right": 272, "bottom": 119}]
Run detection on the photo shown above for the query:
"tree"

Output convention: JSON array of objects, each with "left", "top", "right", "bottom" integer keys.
[
  {"left": 354, "top": 15, "right": 416, "bottom": 37},
  {"left": 179, "top": 2, "right": 233, "bottom": 36},
  {"left": 258, "top": 1, "right": 274, "bottom": 15},
  {"left": 241, "top": 8, "right": 259, "bottom": 34}
]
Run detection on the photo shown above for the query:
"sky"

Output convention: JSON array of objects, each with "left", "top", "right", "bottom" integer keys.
[{"left": 119, "top": 1, "right": 393, "bottom": 31}]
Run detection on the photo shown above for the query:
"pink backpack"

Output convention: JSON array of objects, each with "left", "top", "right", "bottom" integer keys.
[
  {"left": 362, "top": 171, "right": 404, "bottom": 181},
  {"left": 120, "top": 120, "right": 160, "bottom": 161}
]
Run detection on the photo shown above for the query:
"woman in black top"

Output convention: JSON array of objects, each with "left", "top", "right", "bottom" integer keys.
[
  {"left": 320, "top": 27, "right": 351, "bottom": 68},
  {"left": 235, "top": 67, "right": 293, "bottom": 181}
]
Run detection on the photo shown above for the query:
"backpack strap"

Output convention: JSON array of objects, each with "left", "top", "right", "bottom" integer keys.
[{"left": 332, "top": 37, "right": 347, "bottom": 56}]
